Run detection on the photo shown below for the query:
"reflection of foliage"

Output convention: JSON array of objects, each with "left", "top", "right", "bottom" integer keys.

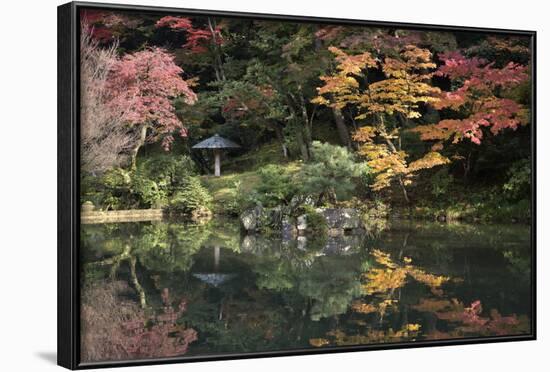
[
  {"left": 182, "top": 292, "right": 290, "bottom": 353},
  {"left": 81, "top": 219, "right": 532, "bottom": 355},
  {"left": 324, "top": 323, "right": 422, "bottom": 346},
  {"left": 255, "top": 260, "right": 294, "bottom": 291},
  {"left": 82, "top": 221, "right": 213, "bottom": 308},
  {"left": 312, "top": 245, "right": 530, "bottom": 348},
  {"left": 298, "top": 260, "right": 362, "bottom": 321},
  {"left": 81, "top": 281, "right": 197, "bottom": 362},
  {"left": 136, "top": 223, "right": 211, "bottom": 273},
  {"left": 363, "top": 249, "right": 449, "bottom": 296},
  {"left": 502, "top": 249, "right": 531, "bottom": 282},
  {"left": 252, "top": 251, "right": 363, "bottom": 321},
  {"left": 413, "top": 298, "right": 530, "bottom": 338}
]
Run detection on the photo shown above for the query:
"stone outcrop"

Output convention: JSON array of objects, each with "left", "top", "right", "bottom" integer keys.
[{"left": 239, "top": 206, "right": 365, "bottom": 236}]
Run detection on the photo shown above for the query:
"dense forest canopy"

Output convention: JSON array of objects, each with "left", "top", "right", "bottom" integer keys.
[{"left": 80, "top": 8, "right": 532, "bottom": 221}]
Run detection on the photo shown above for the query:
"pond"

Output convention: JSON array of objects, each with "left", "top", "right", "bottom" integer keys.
[{"left": 80, "top": 218, "right": 532, "bottom": 363}]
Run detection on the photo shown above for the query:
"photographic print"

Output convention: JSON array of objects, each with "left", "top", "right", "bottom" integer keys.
[{"left": 58, "top": 2, "right": 535, "bottom": 368}]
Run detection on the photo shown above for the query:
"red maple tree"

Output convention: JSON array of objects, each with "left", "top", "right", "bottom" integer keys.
[
  {"left": 106, "top": 47, "right": 197, "bottom": 167},
  {"left": 412, "top": 51, "right": 529, "bottom": 147}
]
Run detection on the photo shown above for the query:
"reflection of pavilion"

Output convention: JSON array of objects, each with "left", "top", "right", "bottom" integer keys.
[
  {"left": 192, "top": 245, "right": 237, "bottom": 320},
  {"left": 192, "top": 246, "right": 237, "bottom": 287}
]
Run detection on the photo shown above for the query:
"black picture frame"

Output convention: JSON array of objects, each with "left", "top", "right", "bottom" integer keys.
[{"left": 58, "top": 1, "right": 537, "bottom": 369}]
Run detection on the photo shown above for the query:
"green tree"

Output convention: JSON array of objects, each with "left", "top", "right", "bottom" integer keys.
[{"left": 299, "top": 141, "right": 366, "bottom": 205}]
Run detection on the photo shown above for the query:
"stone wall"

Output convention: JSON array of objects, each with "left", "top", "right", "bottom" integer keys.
[{"left": 81, "top": 209, "right": 164, "bottom": 224}]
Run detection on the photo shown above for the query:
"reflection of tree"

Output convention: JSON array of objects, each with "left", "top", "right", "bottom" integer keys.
[
  {"left": 251, "top": 249, "right": 364, "bottom": 321},
  {"left": 297, "top": 258, "right": 362, "bottom": 321},
  {"left": 311, "top": 245, "right": 530, "bottom": 348},
  {"left": 81, "top": 281, "right": 197, "bottom": 362},
  {"left": 83, "top": 222, "right": 212, "bottom": 307},
  {"left": 136, "top": 223, "right": 211, "bottom": 273},
  {"left": 81, "top": 219, "right": 532, "bottom": 354},
  {"left": 413, "top": 298, "right": 530, "bottom": 339}
]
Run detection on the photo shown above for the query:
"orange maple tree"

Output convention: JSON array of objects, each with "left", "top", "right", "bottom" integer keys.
[{"left": 313, "top": 45, "right": 448, "bottom": 202}]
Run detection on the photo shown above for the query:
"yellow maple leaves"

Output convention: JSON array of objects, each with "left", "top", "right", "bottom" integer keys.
[
  {"left": 311, "top": 46, "right": 376, "bottom": 110},
  {"left": 408, "top": 152, "right": 450, "bottom": 173},
  {"left": 309, "top": 338, "right": 330, "bottom": 347},
  {"left": 352, "top": 127, "right": 449, "bottom": 191},
  {"left": 362, "top": 249, "right": 450, "bottom": 296},
  {"left": 314, "top": 44, "right": 440, "bottom": 119},
  {"left": 323, "top": 323, "right": 422, "bottom": 346},
  {"left": 314, "top": 44, "right": 448, "bottom": 194}
]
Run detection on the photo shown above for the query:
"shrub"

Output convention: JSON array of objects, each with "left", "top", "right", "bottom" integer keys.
[
  {"left": 302, "top": 205, "right": 328, "bottom": 235},
  {"left": 168, "top": 177, "right": 213, "bottom": 214},
  {"left": 130, "top": 173, "right": 167, "bottom": 208},
  {"left": 224, "top": 180, "right": 258, "bottom": 216},
  {"left": 503, "top": 158, "right": 531, "bottom": 201},
  {"left": 137, "top": 154, "right": 197, "bottom": 190},
  {"left": 81, "top": 168, "right": 135, "bottom": 210},
  {"left": 81, "top": 155, "right": 198, "bottom": 211},
  {"left": 430, "top": 168, "right": 453, "bottom": 198}
]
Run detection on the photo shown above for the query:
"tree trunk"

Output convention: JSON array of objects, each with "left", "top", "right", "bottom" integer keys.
[
  {"left": 296, "top": 126, "right": 309, "bottom": 161},
  {"left": 398, "top": 177, "right": 411, "bottom": 204},
  {"left": 332, "top": 107, "right": 351, "bottom": 149},
  {"left": 207, "top": 17, "right": 226, "bottom": 82},
  {"left": 463, "top": 151, "right": 472, "bottom": 183},
  {"left": 130, "top": 124, "right": 148, "bottom": 170},
  {"left": 378, "top": 115, "right": 410, "bottom": 204},
  {"left": 274, "top": 123, "right": 289, "bottom": 158}
]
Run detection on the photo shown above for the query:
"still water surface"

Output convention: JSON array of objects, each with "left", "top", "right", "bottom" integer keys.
[{"left": 80, "top": 219, "right": 531, "bottom": 362}]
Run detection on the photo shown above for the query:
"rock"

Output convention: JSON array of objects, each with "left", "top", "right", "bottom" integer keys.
[
  {"left": 240, "top": 206, "right": 285, "bottom": 232},
  {"left": 289, "top": 195, "right": 315, "bottom": 210},
  {"left": 241, "top": 235, "right": 257, "bottom": 252},
  {"left": 240, "top": 206, "right": 262, "bottom": 232},
  {"left": 297, "top": 236, "right": 308, "bottom": 251},
  {"left": 328, "top": 228, "right": 344, "bottom": 237},
  {"left": 318, "top": 208, "right": 361, "bottom": 229},
  {"left": 296, "top": 215, "right": 308, "bottom": 231},
  {"left": 282, "top": 216, "right": 297, "bottom": 241},
  {"left": 323, "top": 235, "right": 361, "bottom": 255}
]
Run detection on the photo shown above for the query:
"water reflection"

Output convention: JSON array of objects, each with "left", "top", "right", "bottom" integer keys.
[{"left": 80, "top": 219, "right": 531, "bottom": 362}]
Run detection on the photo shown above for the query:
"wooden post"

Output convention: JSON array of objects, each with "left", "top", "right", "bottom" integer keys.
[{"left": 214, "top": 149, "right": 221, "bottom": 176}]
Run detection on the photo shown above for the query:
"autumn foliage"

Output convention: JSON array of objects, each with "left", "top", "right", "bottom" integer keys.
[
  {"left": 81, "top": 281, "right": 197, "bottom": 362},
  {"left": 106, "top": 47, "right": 197, "bottom": 151},
  {"left": 315, "top": 46, "right": 448, "bottom": 196},
  {"left": 411, "top": 51, "right": 529, "bottom": 147},
  {"left": 156, "top": 16, "right": 223, "bottom": 54}
]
